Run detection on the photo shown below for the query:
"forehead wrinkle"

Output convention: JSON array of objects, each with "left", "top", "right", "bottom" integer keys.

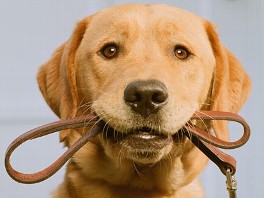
[
  {"left": 83, "top": 18, "right": 140, "bottom": 54},
  {"left": 92, "top": 11, "right": 152, "bottom": 54},
  {"left": 152, "top": 18, "right": 211, "bottom": 57},
  {"left": 154, "top": 21, "right": 178, "bottom": 42},
  {"left": 88, "top": 6, "right": 150, "bottom": 38}
]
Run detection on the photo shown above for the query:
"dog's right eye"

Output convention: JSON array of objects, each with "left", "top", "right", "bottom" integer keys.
[{"left": 100, "top": 44, "right": 118, "bottom": 59}]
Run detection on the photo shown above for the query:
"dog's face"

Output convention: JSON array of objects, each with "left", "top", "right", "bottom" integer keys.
[
  {"left": 75, "top": 5, "right": 215, "bottom": 164},
  {"left": 37, "top": 4, "right": 251, "bottom": 196}
]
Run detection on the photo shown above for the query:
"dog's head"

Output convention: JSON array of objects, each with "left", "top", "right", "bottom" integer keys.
[{"left": 37, "top": 4, "right": 251, "bottom": 190}]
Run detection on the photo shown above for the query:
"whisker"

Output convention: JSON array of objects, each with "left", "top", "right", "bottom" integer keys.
[
  {"left": 194, "top": 111, "right": 213, "bottom": 136},
  {"left": 76, "top": 97, "right": 86, "bottom": 112},
  {"left": 183, "top": 122, "right": 194, "bottom": 141},
  {"left": 102, "top": 117, "right": 112, "bottom": 141},
  {"left": 133, "top": 161, "right": 145, "bottom": 179},
  {"left": 196, "top": 110, "right": 214, "bottom": 120},
  {"left": 76, "top": 101, "right": 95, "bottom": 119},
  {"left": 117, "top": 144, "right": 124, "bottom": 166},
  {"left": 80, "top": 112, "right": 106, "bottom": 136}
]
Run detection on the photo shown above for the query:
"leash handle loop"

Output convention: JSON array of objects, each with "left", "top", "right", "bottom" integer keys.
[
  {"left": 185, "top": 111, "right": 250, "bottom": 149},
  {"left": 5, "top": 115, "right": 99, "bottom": 184}
]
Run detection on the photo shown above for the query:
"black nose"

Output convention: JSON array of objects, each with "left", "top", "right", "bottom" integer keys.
[{"left": 124, "top": 80, "right": 168, "bottom": 117}]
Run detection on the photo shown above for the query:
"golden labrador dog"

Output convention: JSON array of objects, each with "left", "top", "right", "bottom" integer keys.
[{"left": 37, "top": 4, "right": 251, "bottom": 198}]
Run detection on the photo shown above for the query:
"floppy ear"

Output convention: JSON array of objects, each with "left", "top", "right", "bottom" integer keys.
[
  {"left": 205, "top": 22, "right": 251, "bottom": 141},
  {"left": 37, "top": 18, "right": 89, "bottom": 142}
]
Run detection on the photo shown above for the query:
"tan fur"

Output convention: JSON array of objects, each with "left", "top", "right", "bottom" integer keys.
[{"left": 37, "top": 4, "right": 251, "bottom": 198}]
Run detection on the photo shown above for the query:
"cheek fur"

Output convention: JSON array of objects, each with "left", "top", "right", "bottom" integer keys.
[{"left": 181, "top": 63, "right": 204, "bottom": 86}]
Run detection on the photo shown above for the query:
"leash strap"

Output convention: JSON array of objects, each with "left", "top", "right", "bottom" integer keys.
[{"left": 5, "top": 111, "right": 250, "bottom": 195}]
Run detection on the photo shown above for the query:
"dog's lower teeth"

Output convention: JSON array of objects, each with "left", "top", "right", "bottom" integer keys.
[{"left": 140, "top": 134, "right": 155, "bottom": 139}]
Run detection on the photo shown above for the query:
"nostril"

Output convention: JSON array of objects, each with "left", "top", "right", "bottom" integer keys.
[
  {"left": 152, "top": 91, "right": 168, "bottom": 104},
  {"left": 133, "top": 92, "right": 142, "bottom": 103},
  {"left": 124, "top": 89, "right": 142, "bottom": 103}
]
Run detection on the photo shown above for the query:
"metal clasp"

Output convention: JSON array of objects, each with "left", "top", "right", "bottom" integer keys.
[{"left": 226, "top": 168, "right": 237, "bottom": 198}]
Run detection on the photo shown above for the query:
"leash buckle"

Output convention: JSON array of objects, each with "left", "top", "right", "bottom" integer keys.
[{"left": 226, "top": 168, "right": 237, "bottom": 198}]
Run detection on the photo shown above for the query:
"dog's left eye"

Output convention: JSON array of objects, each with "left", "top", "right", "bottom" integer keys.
[
  {"left": 101, "top": 44, "right": 118, "bottom": 59},
  {"left": 174, "top": 46, "right": 190, "bottom": 60}
]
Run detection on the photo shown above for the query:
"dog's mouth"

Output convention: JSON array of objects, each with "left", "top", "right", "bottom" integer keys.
[
  {"left": 99, "top": 120, "right": 185, "bottom": 163},
  {"left": 102, "top": 124, "right": 172, "bottom": 147}
]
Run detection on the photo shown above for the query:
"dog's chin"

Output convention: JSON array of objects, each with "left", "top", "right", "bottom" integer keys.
[{"left": 101, "top": 122, "right": 183, "bottom": 164}]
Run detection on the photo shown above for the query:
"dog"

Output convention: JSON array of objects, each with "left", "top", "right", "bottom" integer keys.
[{"left": 37, "top": 4, "right": 251, "bottom": 198}]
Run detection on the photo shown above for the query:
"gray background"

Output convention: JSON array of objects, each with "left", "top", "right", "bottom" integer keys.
[{"left": 0, "top": 0, "right": 263, "bottom": 197}]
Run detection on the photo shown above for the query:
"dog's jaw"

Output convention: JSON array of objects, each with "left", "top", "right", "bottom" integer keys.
[{"left": 99, "top": 122, "right": 181, "bottom": 164}]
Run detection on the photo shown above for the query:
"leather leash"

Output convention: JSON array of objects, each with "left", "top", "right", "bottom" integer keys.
[{"left": 5, "top": 110, "right": 250, "bottom": 197}]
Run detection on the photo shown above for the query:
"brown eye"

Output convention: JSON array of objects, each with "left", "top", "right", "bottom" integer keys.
[
  {"left": 174, "top": 46, "right": 190, "bottom": 60},
  {"left": 101, "top": 44, "right": 118, "bottom": 59}
]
